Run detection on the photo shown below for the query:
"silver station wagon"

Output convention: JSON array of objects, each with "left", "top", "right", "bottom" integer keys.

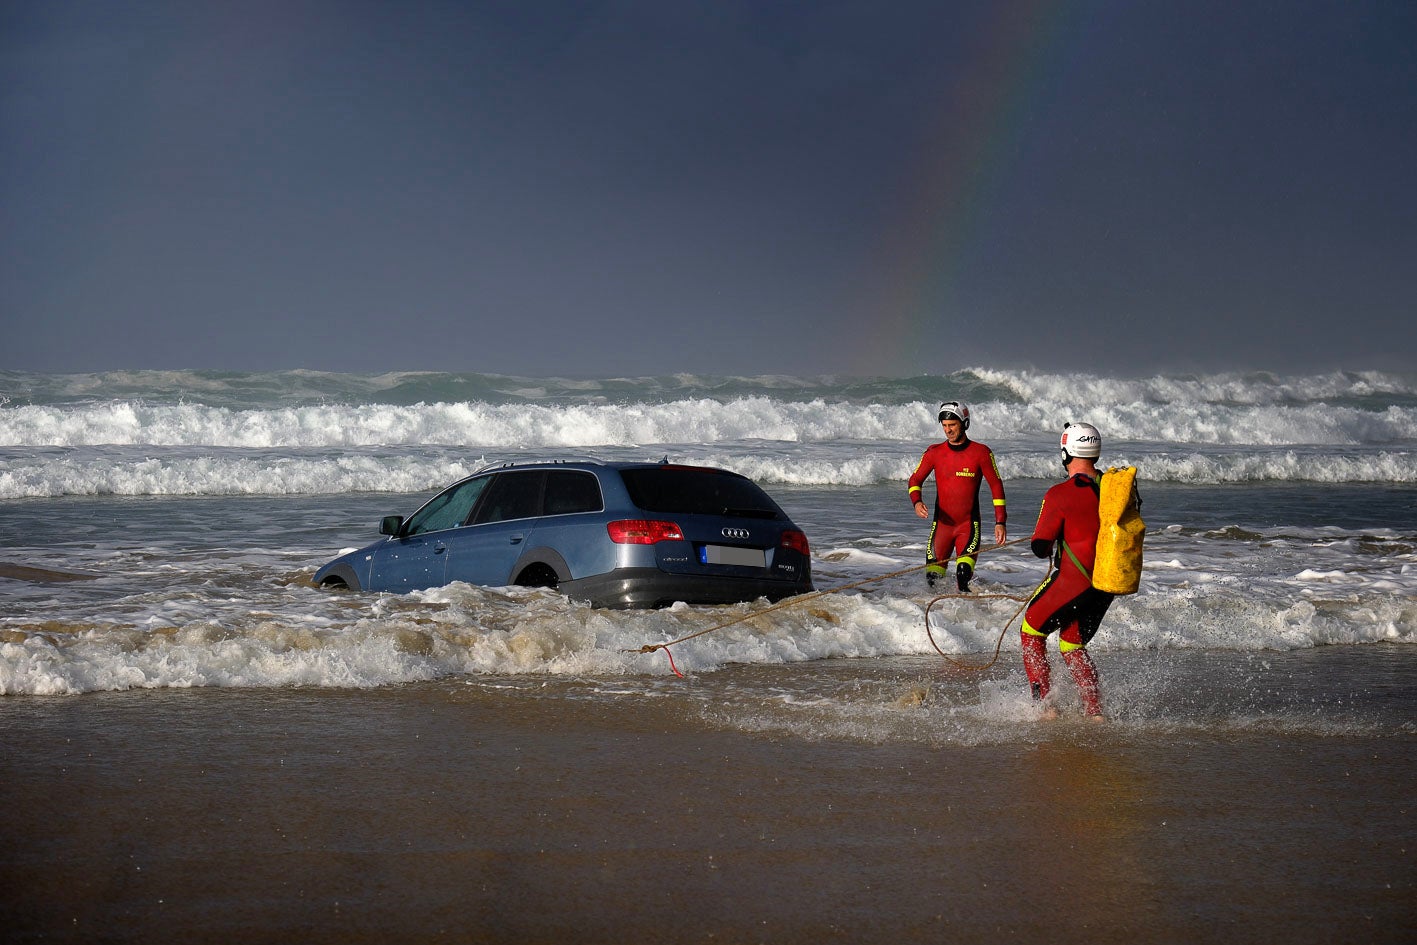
[{"left": 312, "top": 460, "right": 814, "bottom": 608}]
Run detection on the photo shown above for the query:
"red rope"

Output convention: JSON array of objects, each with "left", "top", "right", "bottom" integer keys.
[{"left": 664, "top": 647, "right": 685, "bottom": 678}]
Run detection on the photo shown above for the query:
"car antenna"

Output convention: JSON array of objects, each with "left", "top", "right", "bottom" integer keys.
[{"left": 659, "top": 455, "right": 669, "bottom": 464}]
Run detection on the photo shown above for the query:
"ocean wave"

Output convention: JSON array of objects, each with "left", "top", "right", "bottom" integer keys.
[
  {"left": 0, "top": 452, "right": 487, "bottom": 498},
  {"left": 0, "top": 397, "right": 950, "bottom": 449},
  {"left": 3, "top": 579, "right": 1412, "bottom": 696},
  {"left": 4, "top": 367, "right": 1414, "bottom": 410},
  {"left": 2, "top": 445, "right": 1413, "bottom": 498},
  {"left": 1, "top": 369, "right": 998, "bottom": 409},
  {"left": 2, "top": 394, "right": 1414, "bottom": 452},
  {"left": 712, "top": 449, "right": 1417, "bottom": 486},
  {"left": 3, "top": 368, "right": 1414, "bottom": 495},
  {"left": 984, "top": 367, "right": 1417, "bottom": 409}
]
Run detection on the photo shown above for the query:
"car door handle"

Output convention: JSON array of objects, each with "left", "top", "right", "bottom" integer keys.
[
  {"left": 509, "top": 534, "right": 524, "bottom": 544},
  {"left": 434, "top": 543, "right": 447, "bottom": 554}
]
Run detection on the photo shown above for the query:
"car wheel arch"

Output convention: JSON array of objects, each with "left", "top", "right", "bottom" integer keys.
[
  {"left": 315, "top": 563, "right": 363, "bottom": 591},
  {"left": 512, "top": 548, "right": 572, "bottom": 588}
]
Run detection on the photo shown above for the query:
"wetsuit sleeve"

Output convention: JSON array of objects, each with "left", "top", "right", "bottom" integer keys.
[
  {"left": 982, "top": 446, "right": 1006, "bottom": 524},
  {"left": 907, "top": 448, "right": 933, "bottom": 506},
  {"left": 1031, "top": 489, "right": 1062, "bottom": 558}
]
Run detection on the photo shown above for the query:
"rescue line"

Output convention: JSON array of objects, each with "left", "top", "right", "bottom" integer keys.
[
  {"left": 630, "top": 538, "right": 1031, "bottom": 677},
  {"left": 923, "top": 592, "right": 1030, "bottom": 672}
]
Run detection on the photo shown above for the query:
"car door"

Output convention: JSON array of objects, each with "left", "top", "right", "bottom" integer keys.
[
  {"left": 443, "top": 470, "right": 546, "bottom": 587},
  {"left": 367, "top": 475, "right": 491, "bottom": 591},
  {"left": 528, "top": 468, "right": 610, "bottom": 578}
]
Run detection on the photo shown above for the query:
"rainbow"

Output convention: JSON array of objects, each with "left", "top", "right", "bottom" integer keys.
[{"left": 859, "top": 0, "right": 1082, "bottom": 375}]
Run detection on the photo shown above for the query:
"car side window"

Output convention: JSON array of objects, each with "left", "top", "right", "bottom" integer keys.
[
  {"left": 472, "top": 471, "right": 546, "bottom": 525},
  {"left": 543, "top": 470, "right": 603, "bottom": 515},
  {"left": 404, "top": 476, "right": 490, "bottom": 536}
]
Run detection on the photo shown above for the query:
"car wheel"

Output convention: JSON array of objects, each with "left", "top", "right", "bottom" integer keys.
[{"left": 515, "top": 563, "right": 559, "bottom": 589}]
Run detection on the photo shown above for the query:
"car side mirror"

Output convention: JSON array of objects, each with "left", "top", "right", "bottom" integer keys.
[{"left": 380, "top": 515, "right": 404, "bottom": 537}]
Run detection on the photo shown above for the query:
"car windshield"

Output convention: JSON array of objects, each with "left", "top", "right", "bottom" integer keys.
[{"left": 620, "top": 467, "right": 784, "bottom": 519}]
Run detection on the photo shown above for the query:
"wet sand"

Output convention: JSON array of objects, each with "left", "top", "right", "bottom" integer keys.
[{"left": 2, "top": 652, "right": 1415, "bottom": 944}]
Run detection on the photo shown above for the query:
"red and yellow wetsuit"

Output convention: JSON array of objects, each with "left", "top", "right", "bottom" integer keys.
[
  {"left": 907, "top": 439, "right": 1006, "bottom": 581},
  {"left": 1021, "top": 472, "right": 1115, "bottom": 716}
]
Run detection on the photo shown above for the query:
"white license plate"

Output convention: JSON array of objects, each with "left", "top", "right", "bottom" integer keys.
[{"left": 702, "top": 545, "right": 766, "bottom": 568}]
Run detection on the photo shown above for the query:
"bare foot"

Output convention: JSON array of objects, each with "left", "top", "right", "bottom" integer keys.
[
  {"left": 1039, "top": 705, "right": 1060, "bottom": 721},
  {"left": 1086, "top": 713, "right": 1106, "bottom": 723}
]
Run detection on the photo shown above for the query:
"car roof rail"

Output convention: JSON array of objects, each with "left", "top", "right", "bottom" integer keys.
[{"left": 468, "top": 457, "right": 609, "bottom": 476}]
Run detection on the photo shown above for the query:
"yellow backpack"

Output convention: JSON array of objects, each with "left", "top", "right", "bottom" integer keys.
[{"left": 1092, "top": 466, "right": 1145, "bottom": 595}]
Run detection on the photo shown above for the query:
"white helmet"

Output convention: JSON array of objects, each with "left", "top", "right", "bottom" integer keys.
[
  {"left": 1059, "top": 422, "right": 1102, "bottom": 463},
  {"left": 938, "top": 401, "right": 970, "bottom": 430}
]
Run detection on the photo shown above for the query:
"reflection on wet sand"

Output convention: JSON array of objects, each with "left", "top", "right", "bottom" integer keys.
[{"left": 0, "top": 561, "right": 99, "bottom": 583}]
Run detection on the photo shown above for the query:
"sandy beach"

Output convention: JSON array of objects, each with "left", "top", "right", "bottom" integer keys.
[{"left": 4, "top": 646, "right": 1413, "bottom": 945}]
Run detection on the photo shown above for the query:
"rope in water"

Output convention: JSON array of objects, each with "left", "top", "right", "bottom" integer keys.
[
  {"left": 629, "top": 537, "right": 1032, "bottom": 677},
  {"left": 922, "top": 592, "right": 1031, "bottom": 672}
]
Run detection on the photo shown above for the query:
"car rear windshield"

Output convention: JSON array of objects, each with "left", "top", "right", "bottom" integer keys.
[{"left": 620, "top": 467, "right": 785, "bottom": 519}]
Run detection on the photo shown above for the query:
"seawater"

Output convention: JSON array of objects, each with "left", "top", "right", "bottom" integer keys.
[
  {"left": 6, "top": 366, "right": 1414, "bottom": 943},
  {"left": 2, "top": 367, "right": 1414, "bottom": 732}
]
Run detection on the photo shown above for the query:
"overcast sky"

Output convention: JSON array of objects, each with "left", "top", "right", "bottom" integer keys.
[{"left": 3, "top": 0, "right": 1414, "bottom": 377}]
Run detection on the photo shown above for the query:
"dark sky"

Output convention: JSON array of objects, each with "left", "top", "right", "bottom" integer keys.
[{"left": 4, "top": 0, "right": 1415, "bottom": 377}]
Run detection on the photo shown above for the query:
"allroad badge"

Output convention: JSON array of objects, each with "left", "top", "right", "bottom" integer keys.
[{"left": 721, "top": 527, "right": 750, "bottom": 540}]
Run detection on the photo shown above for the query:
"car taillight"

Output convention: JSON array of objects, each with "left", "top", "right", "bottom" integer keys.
[
  {"left": 780, "top": 530, "right": 810, "bottom": 556},
  {"left": 607, "top": 519, "right": 685, "bottom": 544}
]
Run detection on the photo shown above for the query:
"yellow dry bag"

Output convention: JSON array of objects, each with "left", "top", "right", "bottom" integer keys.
[{"left": 1093, "top": 466, "right": 1145, "bottom": 595}]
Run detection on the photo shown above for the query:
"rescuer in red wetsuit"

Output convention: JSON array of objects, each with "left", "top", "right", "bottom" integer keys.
[
  {"left": 1021, "top": 422, "right": 1114, "bottom": 721},
  {"left": 908, "top": 402, "right": 1007, "bottom": 592}
]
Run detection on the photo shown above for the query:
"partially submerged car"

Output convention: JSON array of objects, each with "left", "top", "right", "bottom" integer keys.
[{"left": 313, "top": 460, "right": 813, "bottom": 608}]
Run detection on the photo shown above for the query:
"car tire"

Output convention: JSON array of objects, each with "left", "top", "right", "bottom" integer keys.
[{"left": 515, "top": 563, "right": 559, "bottom": 589}]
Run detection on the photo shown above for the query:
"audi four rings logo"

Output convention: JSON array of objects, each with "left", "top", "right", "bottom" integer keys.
[{"left": 721, "top": 527, "right": 751, "bottom": 539}]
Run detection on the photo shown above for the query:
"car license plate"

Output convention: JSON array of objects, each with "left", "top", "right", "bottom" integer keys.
[{"left": 700, "top": 544, "right": 766, "bottom": 568}]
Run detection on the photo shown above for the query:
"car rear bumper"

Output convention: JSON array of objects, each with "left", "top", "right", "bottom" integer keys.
[{"left": 562, "top": 568, "right": 814, "bottom": 610}]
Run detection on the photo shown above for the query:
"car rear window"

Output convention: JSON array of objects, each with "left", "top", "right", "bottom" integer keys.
[
  {"left": 620, "top": 467, "right": 784, "bottom": 519},
  {"left": 544, "top": 470, "right": 603, "bottom": 515}
]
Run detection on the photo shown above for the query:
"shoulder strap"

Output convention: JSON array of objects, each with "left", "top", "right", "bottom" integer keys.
[{"left": 1061, "top": 538, "right": 1091, "bottom": 580}]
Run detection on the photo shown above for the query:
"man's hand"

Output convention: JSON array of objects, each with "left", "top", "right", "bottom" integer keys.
[
  {"left": 994, "top": 524, "right": 1007, "bottom": 545},
  {"left": 914, "top": 501, "right": 929, "bottom": 519}
]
